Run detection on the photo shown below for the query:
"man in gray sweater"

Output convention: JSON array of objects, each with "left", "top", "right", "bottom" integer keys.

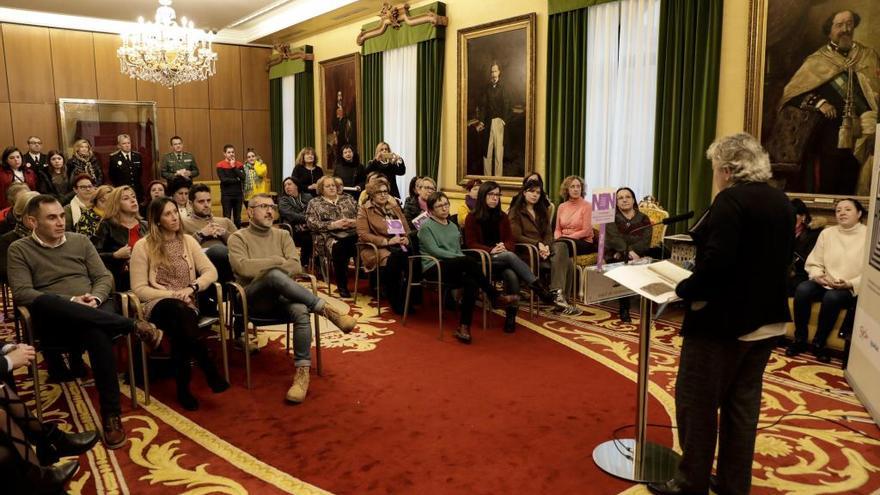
[{"left": 7, "top": 195, "right": 163, "bottom": 450}]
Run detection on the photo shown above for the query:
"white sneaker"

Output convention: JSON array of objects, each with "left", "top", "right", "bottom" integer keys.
[{"left": 552, "top": 289, "right": 570, "bottom": 310}]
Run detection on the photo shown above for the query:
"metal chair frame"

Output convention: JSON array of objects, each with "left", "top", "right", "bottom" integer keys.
[{"left": 353, "top": 242, "right": 382, "bottom": 316}]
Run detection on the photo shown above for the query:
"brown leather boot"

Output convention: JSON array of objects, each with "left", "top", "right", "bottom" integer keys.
[
  {"left": 285, "top": 366, "right": 310, "bottom": 403},
  {"left": 133, "top": 320, "right": 163, "bottom": 350},
  {"left": 317, "top": 303, "right": 357, "bottom": 334}
]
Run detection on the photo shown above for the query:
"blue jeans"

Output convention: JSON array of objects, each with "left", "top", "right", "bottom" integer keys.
[
  {"left": 245, "top": 268, "right": 325, "bottom": 367},
  {"left": 792, "top": 280, "right": 855, "bottom": 348}
]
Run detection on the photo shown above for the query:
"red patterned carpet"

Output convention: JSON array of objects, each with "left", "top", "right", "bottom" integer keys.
[{"left": 4, "top": 289, "right": 880, "bottom": 494}]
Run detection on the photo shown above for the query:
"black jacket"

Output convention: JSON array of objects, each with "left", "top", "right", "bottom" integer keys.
[
  {"left": 217, "top": 165, "right": 245, "bottom": 198},
  {"left": 675, "top": 182, "right": 795, "bottom": 339},
  {"left": 334, "top": 159, "right": 366, "bottom": 191},
  {"left": 66, "top": 155, "right": 104, "bottom": 186},
  {"left": 36, "top": 168, "right": 73, "bottom": 204},
  {"left": 279, "top": 192, "right": 313, "bottom": 231},
  {"left": 108, "top": 150, "right": 143, "bottom": 198},
  {"left": 290, "top": 165, "right": 324, "bottom": 194},
  {"left": 365, "top": 159, "right": 406, "bottom": 199},
  {"left": 23, "top": 152, "right": 48, "bottom": 170},
  {"left": 92, "top": 220, "right": 147, "bottom": 291}
]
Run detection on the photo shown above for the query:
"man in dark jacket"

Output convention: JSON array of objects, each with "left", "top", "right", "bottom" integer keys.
[
  {"left": 108, "top": 134, "right": 143, "bottom": 198},
  {"left": 649, "top": 134, "right": 795, "bottom": 495}
]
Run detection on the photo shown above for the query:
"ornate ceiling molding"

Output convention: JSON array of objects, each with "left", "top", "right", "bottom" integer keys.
[{"left": 356, "top": 2, "right": 447, "bottom": 46}]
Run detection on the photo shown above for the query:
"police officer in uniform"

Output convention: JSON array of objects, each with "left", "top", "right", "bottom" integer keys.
[
  {"left": 161, "top": 135, "right": 200, "bottom": 182},
  {"left": 108, "top": 134, "right": 143, "bottom": 199}
]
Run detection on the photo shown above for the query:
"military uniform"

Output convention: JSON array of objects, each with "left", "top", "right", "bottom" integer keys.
[
  {"left": 161, "top": 152, "right": 200, "bottom": 182},
  {"left": 109, "top": 150, "right": 143, "bottom": 198}
]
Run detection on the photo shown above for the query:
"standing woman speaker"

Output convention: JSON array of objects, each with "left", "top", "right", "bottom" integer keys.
[{"left": 648, "top": 133, "right": 794, "bottom": 495}]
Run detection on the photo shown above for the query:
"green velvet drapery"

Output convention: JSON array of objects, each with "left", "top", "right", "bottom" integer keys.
[
  {"left": 269, "top": 78, "right": 283, "bottom": 189},
  {"left": 652, "top": 0, "right": 723, "bottom": 227},
  {"left": 294, "top": 71, "right": 315, "bottom": 154},
  {"left": 416, "top": 39, "right": 444, "bottom": 181},
  {"left": 545, "top": 7, "right": 589, "bottom": 202},
  {"left": 361, "top": 53, "right": 384, "bottom": 159}
]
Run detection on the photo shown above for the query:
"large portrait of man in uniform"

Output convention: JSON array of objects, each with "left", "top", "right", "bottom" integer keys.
[
  {"left": 457, "top": 14, "right": 535, "bottom": 188},
  {"left": 746, "top": 1, "right": 880, "bottom": 200}
]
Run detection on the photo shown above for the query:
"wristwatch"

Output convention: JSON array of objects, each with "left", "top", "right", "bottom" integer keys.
[{"left": 189, "top": 283, "right": 200, "bottom": 293}]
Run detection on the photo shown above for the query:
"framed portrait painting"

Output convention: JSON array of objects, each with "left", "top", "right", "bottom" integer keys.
[
  {"left": 745, "top": 0, "right": 879, "bottom": 205},
  {"left": 457, "top": 13, "right": 536, "bottom": 188},
  {"left": 320, "top": 53, "right": 362, "bottom": 170}
]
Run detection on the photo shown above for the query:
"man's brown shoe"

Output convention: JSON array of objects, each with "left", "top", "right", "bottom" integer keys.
[
  {"left": 102, "top": 415, "right": 126, "bottom": 450},
  {"left": 318, "top": 303, "right": 357, "bottom": 334},
  {"left": 134, "top": 321, "right": 163, "bottom": 350}
]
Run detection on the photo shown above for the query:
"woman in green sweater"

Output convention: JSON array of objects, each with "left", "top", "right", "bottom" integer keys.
[{"left": 417, "top": 191, "right": 518, "bottom": 343}]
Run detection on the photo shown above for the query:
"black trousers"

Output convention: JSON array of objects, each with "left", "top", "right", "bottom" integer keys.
[
  {"left": 331, "top": 236, "right": 357, "bottom": 291},
  {"left": 424, "top": 256, "right": 496, "bottom": 326},
  {"left": 674, "top": 334, "right": 776, "bottom": 495},
  {"left": 221, "top": 194, "right": 243, "bottom": 228},
  {"left": 379, "top": 248, "right": 409, "bottom": 313},
  {"left": 148, "top": 299, "right": 221, "bottom": 394},
  {"left": 30, "top": 294, "right": 135, "bottom": 418},
  {"left": 293, "top": 230, "right": 313, "bottom": 269}
]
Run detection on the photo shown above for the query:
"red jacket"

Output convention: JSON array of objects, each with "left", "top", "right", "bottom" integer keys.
[
  {"left": 0, "top": 167, "right": 38, "bottom": 208},
  {"left": 464, "top": 211, "right": 515, "bottom": 252}
]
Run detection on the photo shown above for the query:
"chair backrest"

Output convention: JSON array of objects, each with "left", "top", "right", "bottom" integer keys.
[{"left": 639, "top": 198, "right": 669, "bottom": 248}]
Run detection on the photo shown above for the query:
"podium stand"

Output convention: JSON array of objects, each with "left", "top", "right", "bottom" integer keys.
[{"left": 592, "top": 263, "right": 686, "bottom": 482}]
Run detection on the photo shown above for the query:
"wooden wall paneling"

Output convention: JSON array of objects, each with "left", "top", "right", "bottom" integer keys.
[
  {"left": 136, "top": 80, "right": 174, "bottom": 107},
  {"left": 0, "top": 27, "right": 9, "bottom": 102},
  {"left": 0, "top": 103, "right": 12, "bottom": 146},
  {"left": 209, "top": 110, "right": 243, "bottom": 176},
  {"left": 50, "top": 29, "right": 97, "bottom": 99},
  {"left": 173, "top": 78, "right": 209, "bottom": 108},
  {"left": 2, "top": 24, "right": 55, "bottom": 104},
  {"left": 10, "top": 103, "right": 59, "bottom": 151},
  {"left": 93, "top": 33, "right": 136, "bottom": 101},
  {"left": 208, "top": 44, "right": 242, "bottom": 109},
  {"left": 155, "top": 107, "right": 176, "bottom": 171},
  {"left": 174, "top": 108, "right": 213, "bottom": 179},
  {"left": 240, "top": 46, "right": 270, "bottom": 110},
  {"left": 242, "top": 110, "right": 272, "bottom": 181}
]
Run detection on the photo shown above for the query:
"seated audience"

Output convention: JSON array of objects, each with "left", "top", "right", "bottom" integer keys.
[
  {"left": 357, "top": 172, "right": 383, "bottom": 205},
  {"left": 130, "top": 197, "right": 229, "bottom": 410},
  {"left": 603, "top": 187, "right": 652, "bottom": 322},
  {"left": 456, "top": 178, "right": 482, "bottom": 225},
  {"left": 216, "top": 144, "right": 244, "bottom": 228},
  {"left": 243, "top": 148, "right": 269, "bottom": 202},
  {"left": 36, "top": 150, "right": 72, "bottom": 203},
  {"left": 464, "top": 181, "right": 558, "bottom": 332},
  {"left": 418, "top": 191, "right": 518, "bottom": 343},
  {"left": 291, "top": 147, "right": 324, "bottom": 194},
  {"left": 509, "top": 173, "right": 552, "bottom": 212},
  {"left": 227, "top": 193, "right": 356, "bottom": 403},
  {"left": 306, "top": 175, "right": 359, "bottom": 298},
  {"left": 278, "top": 177, "right": 313, "bottom": 270},
  {"left": 66, "top": 139, "right": 103, "bottom": 186},
  {"left": 169, "top": 176, "right": 193, "bottom": 219},
  {"left": 92, "top": 186, "right": 146, "bottom": 292},
  {"left": 365, "top": 141, "right": 406, "bottom": 199},
  {"left": 403, "top": 176, "right": 435, "bottom": 226},
  {"left": 508, "top": 178, "right": 579, "bottom": 314},
  {"left": 787, "top": 198, "right": 867, "bottom": 362},
  {"left": 789, "top": 198, "right": 823, "bottom": 295},
  {"left": 64, "top": 174, "right": 96, "bottom": 232},
  {"left": 335, "top": 145, "right": 366, "bottom": 193},
  {"left": 0, "top": 191, "right": 39, "bottom": 277},
  {"left": 8, "top": 194, "right": 163, "bottom": 449},
  {"left": 0, "top": 147, "right": 38, "bottom": 209},
  {"left": 0, "top": 342, "right": 96, "bottom": 494},
  {"left": 76, "top": 184, "right": 112, "bottom": 237},
  {"left": 183, "top": 183, "right": 237, "bottom": 285},
  {"left": 0, "top": 183, "right": 31, "bottom": 233},
  {"left": 356, "top": 177, "right": 412, "bottom": 314},
  {"left": 554, "top": 175, "right": 596, "bottom": 255},
  {"left": 141, "top": 179, "right": 167, "bottom": 217}
]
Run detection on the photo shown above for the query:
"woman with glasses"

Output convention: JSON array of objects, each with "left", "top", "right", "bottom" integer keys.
[
  {"left": 66, "top": 139, "right": 103, "bottom": 186},
  {"left": 357, "top": 177, "right": 412, "bottom": 314},
  {"left": 419, "top": 191, "right": 519, "bottom": 343},
  {"left": 403, "top": 176, "right": 436, "bottom": 227},
  {"left": 92, "top": 186, "right": 147, "bottom": 292},
  {"left": 306, "top": 175, "right": 359, "bottom": 298},
  {"left": 464, "top": 181, "right": 559, "bottom": 332},
  {"left": 130, "top": 197, "right": 229, "bottom": 411},
  {"left": 63, "top": 174, "right": 97, "bottom": 232}
]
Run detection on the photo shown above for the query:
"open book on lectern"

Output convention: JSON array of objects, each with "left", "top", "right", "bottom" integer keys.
[{"left": 603, "top": 260, "right": 692, "bottom": 304}]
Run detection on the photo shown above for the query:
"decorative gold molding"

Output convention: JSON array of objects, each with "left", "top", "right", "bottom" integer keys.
[
  {"left": 356, "top": 2, "right": 448, "bottom": 46},
  {"left": 266, "top": 43, "right": 315, "bottom": 70}
]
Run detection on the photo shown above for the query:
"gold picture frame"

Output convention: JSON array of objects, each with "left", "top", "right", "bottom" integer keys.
[
  {"left": 457, "top": 13, "right": 536, "bottom": 189},
  {"left": 319, "top": 53, "right": 363, "bottom": 170}
]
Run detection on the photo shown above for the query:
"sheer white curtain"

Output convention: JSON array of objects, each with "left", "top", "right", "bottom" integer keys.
[
  {"left": 584, "top": 0, "right": 661, "bottom": 200},
  {"left": 281, "top": 75, "right": 296, "bottom": 179},
  {"left": 382, "top": 45, "right": 418, "bottom": 199}
]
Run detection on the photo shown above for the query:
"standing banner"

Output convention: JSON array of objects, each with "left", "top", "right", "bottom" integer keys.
[
  {"left": 592, "top": 188, "right": 616, "bottom": 270},
  {"left": 846, "top": 125, "right": 880, "bottom": 427}
]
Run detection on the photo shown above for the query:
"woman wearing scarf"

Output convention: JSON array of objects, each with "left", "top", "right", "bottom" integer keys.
[
  {"left": 65, "top": 139, "right": 103, "bottom": 186},
  {"left": 456, "top": 178, "right": 482, "bottom": 225},
  {"left": 243, "top": 148, "right": 269, "bottom": 202}
]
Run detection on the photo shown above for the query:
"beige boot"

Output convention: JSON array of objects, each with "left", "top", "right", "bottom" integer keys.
[
  {"left": 318, "top": 303, "right": 357, "bottom": 334},
  {"left": 286, "top": 366, "right": 310, "bottom": 403}
]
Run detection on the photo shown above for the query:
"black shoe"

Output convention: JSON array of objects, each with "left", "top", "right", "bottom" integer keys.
[
  {"left": 454, "top": 326, "right": 472, "bottom": 344},
  {"left": 504, "top": 308, "right": 517, "bottom": 333},
  {"left": 784, "top": 341, "right": 806, "bottom": 357},
  {"left": 646, "top": 478, "right": 706, "bottom": 495},
  {"left": 29, "top": 460, "right": 79, "bottom": 495},
  {"left": 177, "top": 390, "right": 200, "bottom": 411},
  {"left": 39, "top": 428, "right": 99, "bottom": 464},
  {"left": 812, "top": 345, "right": 831, "bottom": 363},
  {"left": 337, "top": 287, "right": 352, "bottom": 299},
  {"left": 530, "top": 282, "right": 556, "bottom": 305},
  {"left": 207, "top": 376, "right": 230, "bottom": 394},
  {"left": 619, "top": 308, "right": 632, "bottom": 323},
  {"left": 709, "top": 475, "right": 719, "bottom": 494}
]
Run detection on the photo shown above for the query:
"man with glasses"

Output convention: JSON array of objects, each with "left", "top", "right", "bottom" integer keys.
[
  {"left": 227, "top": 193, "right": 357, "bottom": 403},
  {"left": 23, "top": 136, "right": 48, "bottom": 170}
]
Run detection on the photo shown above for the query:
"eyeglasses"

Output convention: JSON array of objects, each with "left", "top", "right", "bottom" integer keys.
[
  {"left": 375, "top": 190, "right": 390, "bottom": 196},
  {"left": 434, "top": 202, "right": 450, "bottom": 209},
  {"left": 487, "top": 192, "right": 502, "bottom": 198},
  {"left": 251, "top": 203, "right": 278, "bottom": 211},
  {"left": 76, "top": 185, "right": 95, "bottom": 190},
  {"left": 28, "top": 141, "right": 42, "bottom": 145},
  {"left": 421, "top": 185, "right": 436, "bottom": 191}
]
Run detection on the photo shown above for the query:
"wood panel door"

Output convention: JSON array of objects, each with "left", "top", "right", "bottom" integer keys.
[
  {"left": 10, "top": 103, "right": 60, "bottom": 151},
  {"left": 50, "top": 29, "right": 97, "bottom": 99},
  {"left": 136, "top": 80, "right": 174, "bottom": 107},
  {"left": 0, "top": 27, "right": 9, "bottom": 102},
  {"left": 209, "top": 110, "right": 244, "bottom": 171},
  {"left": 242, "top": 110, "right": 271, "bottom": 174},
  {"left": 240, "top": 46, "right": 270, "bottom": 110},
  {"left": 208, "top": 44, "right": 242, "bottom": 110},
  {"left": 0, "top": 103, "right": 12, "bottom": 146},
  {"left": 2, "top": 24, "right": 55, "bottom": 104},
  {"left": 174, "top": 108, "right": 212, "bottom": 179},
  {"left": 174, "top": 79, "right": 209, "bottom": 109},
  {"left": 93, "top": 33, "right": 137, "bottom": 101}
]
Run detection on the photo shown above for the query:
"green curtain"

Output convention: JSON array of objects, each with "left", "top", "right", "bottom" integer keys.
[
  {"left": 545, "top": 8, "right": 589, "bottom": 203},
  {"left": 652, "top": 0, "right": 723, "bottom": 228},
  {"left": 362, "top": 2, "right": 445, "bottom": 55},
  {"left": 293, "top": 71, "right": 315, "bottom": 154},
  {"left": 416, "top": 39, "right": 444, "bottom": 180},
  {"left": 362, "top": 53, "right": 384, "bottom": 159},
  {"left": 269, "top": 78, "right": 283, "bottom": 189}
]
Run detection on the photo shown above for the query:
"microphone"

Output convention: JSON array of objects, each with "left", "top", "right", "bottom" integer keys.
[{"left": 662, "top": 211, "right": 694, "bottom": 225}]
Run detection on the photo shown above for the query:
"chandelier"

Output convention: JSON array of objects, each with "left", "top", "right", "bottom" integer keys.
[{"left": 117, "top": 0, "right": 218, "bottom": 88}]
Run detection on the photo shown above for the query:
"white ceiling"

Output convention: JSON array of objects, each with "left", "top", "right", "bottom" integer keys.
[{"left": 0, "top": 0, "right": 370, "bottom": 45}]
